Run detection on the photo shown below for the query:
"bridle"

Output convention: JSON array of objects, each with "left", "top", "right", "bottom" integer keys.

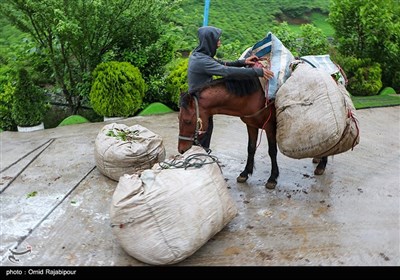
[{"left": 178, "top": 95, "right": 205, "bottom": 145}]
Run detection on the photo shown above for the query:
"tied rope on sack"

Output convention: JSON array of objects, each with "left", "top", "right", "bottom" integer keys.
[{"left": 158, "top": 153, "right": 222, "bottom": 171}]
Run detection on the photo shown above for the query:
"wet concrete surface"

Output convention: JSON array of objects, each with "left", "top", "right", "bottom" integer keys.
[{"left": 0, "top": 106, "right": 399, "bottom": 266}]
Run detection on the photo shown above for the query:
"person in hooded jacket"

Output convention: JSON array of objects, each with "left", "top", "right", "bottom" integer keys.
[{"left": 188, "top": 25, "right": 274, "bottom": 149}]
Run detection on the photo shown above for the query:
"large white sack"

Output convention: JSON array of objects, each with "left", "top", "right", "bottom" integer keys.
[
  {"left": 300, "top": 55, "right": 347, "bottom": 86},
  {"left": 241, "top": 32, "right": 294, "bottom": 99},
  {"left": 94, "top": 123, "right": 165, "bottom": 181},
  {"left": 276, "top": 63, "right": 360, "bottom": 159},
  {"left": 110, "top": 146, "right": 238, "bottom": 265}
]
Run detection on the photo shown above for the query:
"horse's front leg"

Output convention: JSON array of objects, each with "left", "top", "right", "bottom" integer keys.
[
  {"left": 265, "top": 130, "right": 279, "bottom": 189},
  {"left": 237, "top": 125, "right": 258, "bottom": 183},
  {"left": 312, "top": 156, "right": 328, "bottom": 175}
]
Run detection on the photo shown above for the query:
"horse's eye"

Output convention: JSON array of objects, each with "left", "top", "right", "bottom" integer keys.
[{"left": 184, "top": 120, "right": 191, "bottom": 125}]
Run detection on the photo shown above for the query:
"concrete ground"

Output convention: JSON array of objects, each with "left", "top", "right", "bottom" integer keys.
[{"left": 0, "top": 106, "right": 399, "bottom": 266}]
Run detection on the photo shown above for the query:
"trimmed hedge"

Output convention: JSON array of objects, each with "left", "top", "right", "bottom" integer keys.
[
  {"left": 0, "top": 81, "right": 16, "bottom": 131},
  {"left": 89, "top": 62, "right": 146, "bottom": 117},
  {"left": 11, "top": 68, "right": 48, "bottom": 127},
  {"left": 165, "top": 58, "right": 188, "bottom": 109}
]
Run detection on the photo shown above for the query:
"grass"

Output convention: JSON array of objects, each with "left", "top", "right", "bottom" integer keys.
[
  {"left": 309, "top": 13, "right": 334, "bottom": 37},
  {"left": 351, "top": 87, "right": 400, "bottom": 109},
  {"left": 351, "top": 94, "right": 400, "bottom": 110},
  {"left": 287, "top": 12, "right": 334, "bottom": 37}
]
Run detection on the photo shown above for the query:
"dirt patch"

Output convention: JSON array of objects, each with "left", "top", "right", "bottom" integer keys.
[{"left": 276, "top": 16, "right": 310, "bottom": 25}]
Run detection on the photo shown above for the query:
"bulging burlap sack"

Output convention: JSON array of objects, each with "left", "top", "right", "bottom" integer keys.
[
  {"left": 276, "top": 63, "right": 360, "bottom": 159},
  {"left": 110, "top": 146, "right": 238, "bottom": 265},
  {"left": 94, "top": 123, "right": 165, "bottom": 181}
]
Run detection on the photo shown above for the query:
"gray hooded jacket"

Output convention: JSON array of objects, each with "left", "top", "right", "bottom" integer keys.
[{"left": 188, "top": 26, "right": 263, "bottom": 92}]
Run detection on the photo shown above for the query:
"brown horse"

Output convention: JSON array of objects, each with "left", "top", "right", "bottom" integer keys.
[{"left": 178, "top": 77, "right": 327, "bottom": 189}]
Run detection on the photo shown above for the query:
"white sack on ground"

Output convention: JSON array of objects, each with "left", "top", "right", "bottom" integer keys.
[
  {"left": 275, "top": 63, "right": 360, "bottom": 159},
  {"left": 94, "top": 123, "right": 165, "bottom": 181},
  {"left": 110, "top": 146, "right": 238, "bottom": 265}
]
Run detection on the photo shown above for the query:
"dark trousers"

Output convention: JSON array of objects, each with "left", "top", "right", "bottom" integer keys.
[{"left": 198, "top": 116, "right": 213, "bottom": 149}]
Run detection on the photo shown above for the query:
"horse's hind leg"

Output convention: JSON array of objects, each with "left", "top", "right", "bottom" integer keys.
[
  {"left": 314, "top": 156, "right": 328, "bottom": 175},
  {"left": 237, "top": 125, "right": 257, "bottom": 183},
  {"left": 265, "top": 130, "right": 279, "bottom": 189}
]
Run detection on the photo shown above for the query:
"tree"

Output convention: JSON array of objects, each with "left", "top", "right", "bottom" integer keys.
[
  {"left": 271, "top": 22, "right": 300, "bottom": 56},
  {"left": 11, "top": 68, "right": 48, "bottom": 127},
  {"left": 0, "top": 0, "right": 179, "bottom": 113},
  {"left": 329, "top": 0, "right": 400, "bottom": 90},
  {"left": 299, "top": 24, "right": 329, "bottom": 56},
  {"left": 271, "top": 22, "right": 329, "bottom": 57}
]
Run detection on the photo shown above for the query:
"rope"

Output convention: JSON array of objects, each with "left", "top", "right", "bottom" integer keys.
[
  {"left": 158, "top": 153, "right": 221, "bottom": 171},
  {"left": 256, "top": 105, "right": 273, "bottom": 149},
  {"left": 348, "top": 109, "right": 360, "bottom": 150}
]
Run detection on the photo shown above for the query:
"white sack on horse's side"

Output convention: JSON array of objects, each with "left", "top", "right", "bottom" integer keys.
[
  {"left": 251, "top": 32, "right": 295, "bottom": 99},
  {"left": 275, "top": 63, "right": 360, "bottom": 159},
  {"left": 300, "top": 54, "right": 347, "bottom": 86},
  {"left": 109, "top": 146, "right": 238, "bottom": 265},
  {"left": 94, "top": 123, "right": 166, "bottom": 181},
  {"left": 240, "top": 32, "right": 294, "bottom": 99}
]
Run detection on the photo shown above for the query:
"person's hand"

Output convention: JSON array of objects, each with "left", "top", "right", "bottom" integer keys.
[
  {"left": 262, "top": 68, "right": 274, "bottom": 80},
  {"left": 244, "top": 55, "right": 259, "bottom": 66}
]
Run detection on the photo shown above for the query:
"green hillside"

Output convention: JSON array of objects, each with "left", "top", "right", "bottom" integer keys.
[{"left": 171, "top": 0, "right": 331, "bottom": 52}]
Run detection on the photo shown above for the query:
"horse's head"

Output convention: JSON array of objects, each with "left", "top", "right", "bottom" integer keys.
[{"left": 178, "top": 92, "right": 208, "bottom": 154}]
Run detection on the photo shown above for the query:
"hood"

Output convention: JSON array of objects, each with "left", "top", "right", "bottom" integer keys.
[{"left": 193, "top": 26, "right": 222, "bottom": 57}]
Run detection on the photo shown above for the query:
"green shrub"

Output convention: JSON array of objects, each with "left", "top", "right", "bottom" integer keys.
[
  {"left": 165, "top": 58, "right": 188, "bottom": 109},
  {"left": 379, "top": 87, "right": 397, "bottom": 96},
  {"left": 58, "top": 115, "right": 89, "bottom": 127},
  {"left": 334, "top": 56, "right": 383, "bottom": 96},
  {"left": 42, "top": 105, "right": 102, "bottom": 129},
  {"left": 142, "top": 73, "right": 169, "bottom": 110},
  {"left": 392, "top": 72, "right": 400, "bottom": 93},
  {"left": 299, "top": 24, "right": 329, "bottom": 56},
  {"left": 0, "top": 80, "right": 17, "bottom": 131},
  {"left": 348, "top": 62, "right": 382, "bottom": 96},
  {"left": 271, "top": 22, "right": 300, "bottom": 56},
  {"left": 89, "top": 62, "right": 146, "bottom": 117},
  {"left": 11, "top": 68, "right": 48, "bottom": 127},
  {"left": 138, "top": 102, "right": 174, "bottom": 116}
]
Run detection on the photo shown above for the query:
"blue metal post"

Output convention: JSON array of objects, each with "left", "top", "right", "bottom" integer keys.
[{"left": 203, "top": 0, "right": 210, "bottom": 26}]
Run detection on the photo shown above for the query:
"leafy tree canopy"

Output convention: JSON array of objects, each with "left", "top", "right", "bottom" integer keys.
[
  {"left": 329, "top": 0, "right": 400, "bottom": 89},
  {"left": 0, "top": 0, "right": 180, "bottom": 112}
]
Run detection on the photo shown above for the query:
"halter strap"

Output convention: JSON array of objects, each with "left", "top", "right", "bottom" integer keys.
[{"left": 178, "top": 95, "right": 202, "bottom": 145}]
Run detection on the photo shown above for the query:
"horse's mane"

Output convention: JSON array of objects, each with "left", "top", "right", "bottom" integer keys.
[
  {"left": 201, "top": 77, "right": 261, "bottom": 97},
  {"left": 180, "top": 77, "right": 261, "bottom": 109}
]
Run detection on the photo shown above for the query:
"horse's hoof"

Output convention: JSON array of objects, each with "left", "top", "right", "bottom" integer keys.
[
  {"left": 236, "top": 175, "right": 248, "bottom": 183},
  {"left": 265, "top": 181, "right": 277, "bottom": 189},
  {"left": 312, "top": 157, "right": 321, "bottom": 163},
  {"left": 314, "top": 168, "right": 325, "bottom": 175}
]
